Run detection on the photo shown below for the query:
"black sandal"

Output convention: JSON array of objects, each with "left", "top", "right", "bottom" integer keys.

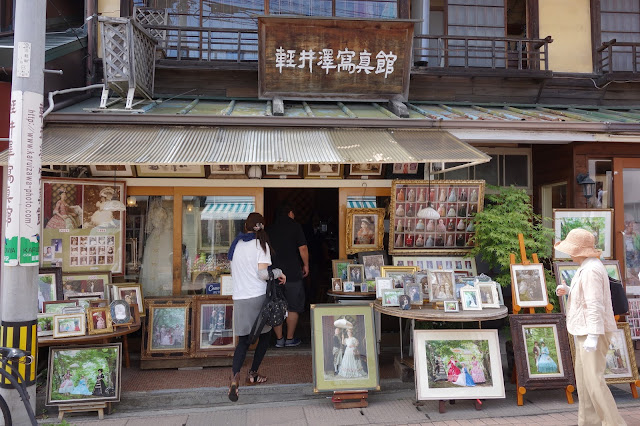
[
  {"left": 246, "top": 370, "right": 268, "bottom": 385},
  {"left": 228, "top": 372, "right": 240, "bottom": 402}
]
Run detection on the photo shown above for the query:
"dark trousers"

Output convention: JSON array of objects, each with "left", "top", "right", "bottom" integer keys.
[{"left": 232, "top": 332, "right": 270, "bottom": 375}]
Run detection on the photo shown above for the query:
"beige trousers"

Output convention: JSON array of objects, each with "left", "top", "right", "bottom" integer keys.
[{"left": 573, "top": 333, "right": 626, "bottom": 426}]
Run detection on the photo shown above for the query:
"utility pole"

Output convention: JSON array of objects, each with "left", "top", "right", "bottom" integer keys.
[{"left": 1, "top": 0, "right": 46, "bottom": 422}]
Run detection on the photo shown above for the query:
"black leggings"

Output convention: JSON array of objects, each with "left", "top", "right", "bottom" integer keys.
[{"left": 232, "top": 332, "right": 270, "bottom": 375}]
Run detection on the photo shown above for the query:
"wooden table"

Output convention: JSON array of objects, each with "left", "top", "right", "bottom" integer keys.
[
  {"left": 38, "top": 322, "right": 141, "bottom": 368},
  {"left": 327, "top": 291, "right": 376, "bottom": 304}
]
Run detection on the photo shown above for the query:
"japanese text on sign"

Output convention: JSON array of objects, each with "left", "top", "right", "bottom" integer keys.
[{"left": 275, "top": 47, "right": 397, "bottom": 78}]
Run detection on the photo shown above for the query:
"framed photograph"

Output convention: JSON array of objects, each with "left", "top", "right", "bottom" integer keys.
[
  {"left": 554, "top": 260, "right": 621, "bottom": 313},
  {"left": 375, "top": 277, "right": 394, "bottom": 299},
  {"left": 398, "top": 295, "right": 411, "bottom": 310},
  {"left": 363, "top": 281, "right": 375, "bottom": 293},
  {"left": 62, "top": 272, "right": 112, "bottom": 300},
  {"left": 331, "top": 278, "right": 343, "bottom": 292},
  {"left": 346, "top": 208, "right": 385, "bottom": 254},
  {"left": 37, "top": 313, "right": 55, "bottom": 337},
  {"left": 416, "top": 271, "right": 430, "bottom": 297},
  {"left": 332, "top": 259, "right": 355, "bottom": 280},
  {"left": 43, "top": 300, "right": 79, "bottom": 315},
  {"left": 348, "top": 163, "right": 383, "bottom": 177},
  {"left": 87, "top": 307, "right": 114, "bottom": 335},
  {"left": 38, "top": 267, "right": 63, "bottom": 313},
  {"left": 393, "top": 256, "right": 478, "bottom": 276},
  {"left": 428, "top": 270, "right": 456, "bottom": 302},
  {"left": 89, "top": 299, "right": 109, "bottom": 308},
  {"left": 382, "top": 289, "right": 404, "bottom": 307},
  {"left": 509, "top": 314, "right": 574, "bottom": 390},
  {"left": 310, "top": 304, "right": 379, "bottom": 392},
  {"left": 112, "top": 283, "right": 145, "bottom": 316},
  {"left": 136, "top": 165, "right": 205, "bottom": 178},
  {"left": 68, "top": 294, "right": 104, "bottom": 311},
  {"left": 414, "top": 329, "right": 505, "bottom": 400},
  {"left": 41, "top": 179, "right": 125, "bottom": 274},
  {"left": 193, "top": 297, "right": 235, "bottom": 354},
  {"left": 343, "top": 281, "right": 355, "bottom": 293},
  {"left": 304, "top": 164, "right": 343, "bottom": 178},
  {"left": 477, "top": 282, "right": 500, "bottom": 308},
  {"left": 265, "top": 164, "right": 300, "bottom": 177},
  {"left": 110, "top": 300, "right": 132, "bottom": 326},
  {"left": 358, "top": 252, "right": 386, "bottom": 280},
  {"left": 89, "top": 165, "right": 135, "bottom": 177},
  {"left": 381, "top": 266, "right": 418, "bottom": 289},
  {"left": 390, "top": 180, "right": 485, "bottom": 254},
  {"left": 511, "top": 264, "right": 548, "bottom": 308},
  {"left": 405, "top": 284, "right": 424, "bottom": 306},
  {"left": 46, "top": 343, "right": 122, "bottom": 405},
  {"left": 53, "top": 313, "right": 86, "bottom": 338},
  {"left": 443, "top": 301, "right": 459, "bottom": 312},
  {"left": 346, "top": 264, "right": 365, "bottom": 284},
  {"left": 392, "top": 163, "right": 419, "bottom": 175},
  {"left": 553, "top": 209, "right": 614, "bottom": 259},
  {"left": 220, "top": 275, "right": 234, "bottom": 296},
  {"left": 208, "top": 165, "right": 246, "bottom": 175},
  {"left": 460, "top": 286, "right": 482, "bottom": 310},
  {"left": 148, "top": 301, "right": 190, "bottom": 353}
]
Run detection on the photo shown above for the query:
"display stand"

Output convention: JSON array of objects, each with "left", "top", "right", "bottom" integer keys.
[
  {"left": 332, "top": 390, "right": 368, "bottom": 409},
  {"left": 510, "top": 234, "right": 574, "bottom": 406},
  {"left": 58, "top": 402, "right": 108, "bottom": 421}
]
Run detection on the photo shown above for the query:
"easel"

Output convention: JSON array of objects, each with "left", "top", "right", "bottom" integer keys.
[
  {"left": 58, "top": 402, "right": 108, "bottom": 420},
  {"left": 510, "top": 234, "right": 574, "bottom": 406},
  {"left": 332, "top": 390, "right": 368, "bottom": 409}
]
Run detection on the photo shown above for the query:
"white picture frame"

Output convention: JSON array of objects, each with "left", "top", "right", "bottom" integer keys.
[
  {"left": 443, "top": 300, "right": 459, "bottom": 312},
  {"left": 428, "top": 270, "right": 456, "bottom": 302},
  {"left": 375, "top": 277, "right": 394, "bottom": 299},
  {"left": 553, "top": 209, "right": 613, "bottom": 260},
  {"left": 220, "top": 275, "right": 234, "bottom": 296},
  {"left": 382, "top": 289, "right": 403, "bottom": 307},
  {"left": 477, "top": 282, "right": 500, "bottom": 308},
  {"left": 460, "top": 285, "right": 482, "bottom": 311},
  {"left": 343, "top": 281, "right": 355, "bottom": 293},
  {"left": 511, "top": 264, "right": 548, "bottom": 308}
]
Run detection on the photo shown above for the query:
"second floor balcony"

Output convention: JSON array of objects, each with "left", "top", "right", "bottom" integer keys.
[{"left": 598, "top": 39, "right": 640, "bottom": 76}]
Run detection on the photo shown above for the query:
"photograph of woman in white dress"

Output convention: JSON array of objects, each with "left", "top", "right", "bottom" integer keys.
[
  {"left": 337, "top": 328, "right": 367, "bottom": 379},
  {"left": 324, "top": 316, "right": 369, "bottom": 381}
]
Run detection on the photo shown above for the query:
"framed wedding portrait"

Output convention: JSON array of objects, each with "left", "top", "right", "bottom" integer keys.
[
  {"left": 414, "top": 329, "right": 505, "bottom": 400},
  {"left": 509, "top": 314, "right": 574, "bottom": 389},
  {"left": 346, "top": 208, "right": 385, "bottom": 254},
  {"left": 553, "top": 209, "right": 613, "bottom": 259},
  {"left": 310, "top": 304, "right": 379, "bottom": 393}
]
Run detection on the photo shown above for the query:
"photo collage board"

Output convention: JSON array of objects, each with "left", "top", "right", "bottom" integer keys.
[{"left": 390, "top": 180, "right": 485, "bottom": 254}]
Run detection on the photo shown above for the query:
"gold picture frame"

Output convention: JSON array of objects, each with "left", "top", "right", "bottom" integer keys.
[
  {"left": 87, "top": 307, "right": 114, "bottom": 335},
  {"left": 345, "top": 208, "right": 385, "bottom": 255},
  {"left": 390, "top": 179, "right": 485, "bottom": 254},
  {"left": 53, "top": 313, "right": 86, "bottom": 338},
  {"left": 380, "top": 265, "right": 418, "bottom": 289}
]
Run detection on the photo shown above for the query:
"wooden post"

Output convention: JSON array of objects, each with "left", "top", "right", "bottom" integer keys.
[
  {"left": 332, "top": 390, "right": 368, "bottom": 409},
  {"left": 510, "top": 234, "right": 554, "bottom": 314}
]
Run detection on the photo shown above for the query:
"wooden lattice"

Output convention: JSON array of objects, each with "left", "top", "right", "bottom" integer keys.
[
  {"left": 133, "top": 7, "right": 168, "bottom": 42},
  {"left": 99, "top": 16, "right": 156, "bottom": 103}
]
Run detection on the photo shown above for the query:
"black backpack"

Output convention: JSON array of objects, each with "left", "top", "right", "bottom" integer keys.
[
  {"left": 609, "top": 276, "right": 629, "bottom": 316},
  {"left": 248, "top": 270, "right": 288, "bottom": 344}
]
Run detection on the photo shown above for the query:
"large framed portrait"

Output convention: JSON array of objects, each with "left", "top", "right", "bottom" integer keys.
[
  {"left": 553, "top": 209, "right": 614, "bottom": 259},
  {"left": 192, "top": 297, "right": 235, "bottom": 355},
  {"left": 390, "top": 180, "right": 485, "bottom": 254},
  {"left": 145, "top": 300, "right": 191, "bottom": 356},
  {"left": 509, "top": 314, "right": 574, "bottom": 390},
  {"left": 304, "top": 164, "right": 343, "bottom": 178},
  {"left": 358, "top": 251, "right": 387, "bottom": 280},
  {"left": 553, "top": 260, "right": 621, "bottom": 313},
  {"left": 38, "top": 267, "right": 63, "bottom": 313},
  {"left": 46, "top": 343, "right": 122, "bottom": 405},
  {"left": 381, "top": 266, "right": 418, "bottom": 289},
  {"left": 310, "top": 304, "right": 379, "bottom": 392},
  {"left": 428, "top": 270, "right": 456, "bottom": 302},
  {"left": 332, "top": 259, "right": 355, "bottom": 280},
  {"left": 41, "top": 179, "right": 125, "bottom": 274},
  {"left": 89, "top": 165, "right": 135, "bottom": 177},
  {"left": 414, "top": 329, "right": 504, "bottom": 400},
  {"left": 136, "top": 165, "right": 206, "bottom": 178},
  {"left": 346, "top": 208, "right": 385, "bottom": 254},
  {"left": 62, "top": 272, "right": 112, "bottom": 300},
  {"left": 112, "top": 283, "right": 145, "bottom": 316},
  {"left": 510, "top": 264, "right": 548, "bottom": 308},
  {"left": 393, "top": 255, "right": 478, "bottom": 276}
]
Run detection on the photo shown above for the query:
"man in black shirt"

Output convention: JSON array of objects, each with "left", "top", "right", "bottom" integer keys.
[{"left": 268, "top": 203, "right": 309, "bottom": 347}]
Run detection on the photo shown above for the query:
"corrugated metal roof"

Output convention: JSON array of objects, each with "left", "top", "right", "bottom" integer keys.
[{"left": 0, "top": 125, "right": 489, "bottom": 166}]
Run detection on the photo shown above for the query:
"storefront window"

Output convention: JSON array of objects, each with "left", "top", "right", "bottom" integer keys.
[
  {"left": 182, "top": 196, "right": 255, "bottom": 295},
  {"left": 126, "top": 196, "right": 174, "bottom": 297},
  {"left": 622, "top": 168, "right": 640, "bottom": 289},
  {"left": 588, "top": 159, "right": 613, "bottom": 208}
]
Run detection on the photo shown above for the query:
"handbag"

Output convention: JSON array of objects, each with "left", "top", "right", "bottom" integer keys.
[
  {"left": 248, "top": 269, "right": 288, "bottom": 344},
  {"left": 609, "top": 276, "right": 629, "bottom": 316}
]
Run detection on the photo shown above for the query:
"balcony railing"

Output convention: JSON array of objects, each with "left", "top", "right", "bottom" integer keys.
[{"left": 597, "top": 39, "right": 640, "bottom": 74}]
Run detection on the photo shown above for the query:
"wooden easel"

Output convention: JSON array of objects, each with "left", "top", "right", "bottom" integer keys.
[
  {"left": 58, "top": 402, "right": 108, "bottom": 420},
  {"left": 332, "top": 390, "right": 368, "bottom": 409},
  {"left": 510, "top": 234, "right": 574, "bottom": 406}
]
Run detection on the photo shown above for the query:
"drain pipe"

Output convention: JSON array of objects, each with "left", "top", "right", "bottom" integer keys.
[{"left": 43, "top": 83, "right": 104, "bottom": 117}]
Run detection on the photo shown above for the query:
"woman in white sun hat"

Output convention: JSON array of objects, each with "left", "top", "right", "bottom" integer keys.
[{"left": 555, "top": 228, "right": 625, "bottom": 425}]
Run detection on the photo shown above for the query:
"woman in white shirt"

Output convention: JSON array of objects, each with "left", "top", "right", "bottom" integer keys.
[{"left": 227, "top": 212, "right": 285, "bottom": 402}]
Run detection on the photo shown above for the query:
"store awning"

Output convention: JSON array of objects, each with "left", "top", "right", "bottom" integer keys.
[
  {"left": 200, "top": 202, "right": 255, "bottom": 220},
  {"left": 0, "top": 125, "right": 490, "bottom": 167},
  {"left": 347, "top": 197, "right": 377, "bottom": 209}
]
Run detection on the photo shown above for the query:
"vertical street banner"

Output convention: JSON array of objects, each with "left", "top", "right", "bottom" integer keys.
[{"left": 4, "top": 90, "right": 44, "bottom": 265}]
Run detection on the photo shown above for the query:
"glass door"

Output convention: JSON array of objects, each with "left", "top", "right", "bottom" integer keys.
[{"left": 613, "top": 159, "right": 640, "bottom": 294}]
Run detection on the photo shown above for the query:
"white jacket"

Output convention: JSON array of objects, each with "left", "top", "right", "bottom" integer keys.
[{"left": 566, "top": 257, "right": 617, "bottom": 336}]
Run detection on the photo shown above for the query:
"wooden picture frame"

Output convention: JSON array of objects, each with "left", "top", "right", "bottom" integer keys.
[
  {"left": 43, "top": 300, "right": 78, "bottom": 315},
  {"left": 381, "top": 265, "right": 418, "bottom": 289},
  {"left": 112, "top": 283, "right": 145, "bottom": 316},
  {"left": 414, "top": 329, "right": 505, "bottom": 400},
  {"left": 264, "top": 164, "right": 301, "bottom": 178},
  {"left": 509, "top": 314, "right": 575, "bottom": 390},
  {"left": 331, "top": 278, "right": 343, "bottom": 292},
  {"left": 348, "top": 164, "right": 383, "bottom": 177},
  {"left": 304, "top": 164, "right": 343, "bottom": 178},
  {"left": 346, "top": 208, "right": 385, "bottom": 254},
  {"left": 460, "top": 286, "right": 482, "bottom": 310},
  {"left": 147, "top": 301, "right": 191, "bottom": 354},
  {"left": 553, "top": 209, "right": 614, "bottom": 260},
  {"left": 310, "top": 304, "right": 379, "bottom": 393},
  {"left": 53, "top": 313, "right": 86, "bottom": 338},
  {"left": 89, "top": 165, "right": 135, "bottom": 177},
  {"left": 358, "top": 251, "right": 386, "bottom": 281},
  {"left": 477, "top": 282, "right": 500, "bottom": 308},
  {"left": 192, "top": 297, "right": 235, "bottom": 356},
  {"left": 87, "top": 307, "right": 114, "bottom": 335},
  {"left": 332, "top": 259, "right": 355, "bottom": 280},
  {"left": 428, "top": 270, "right": 456, "bottom": 302},
  {"left": 346, "top": 264, "right": 365, "bottom": 284},
  {"left": 38, "top": 267, "right": 63, "bottom": 313},
  {"left": 46, "top": 343, "right": 122, "bottom": 405},
  {"left": 553, "top": 260, "right": 621, "bottom": 313},
  {"left": 62, "top": 272, "right": 112, "bottom": 300},
  {"left": 511, "top": 264, "right": 548, "bottom": 308},
  {"left": 390, "top": 180, "right": 485, "bottom": 254},
  {"left": 41, "top": 179, "right": 126, "bottom": 274},
  {"left": 136, "top": 165, "right": 206, "bottom": 178}
]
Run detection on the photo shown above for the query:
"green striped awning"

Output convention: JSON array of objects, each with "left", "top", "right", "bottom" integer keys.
[{"left": 200, "top": 202, "right": 255, "bottom": 220}]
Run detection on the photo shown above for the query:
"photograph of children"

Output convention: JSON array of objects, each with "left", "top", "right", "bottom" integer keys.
[
  {"left": 399, "top": 295, "right": 411, "bottom": 310},
  {"left": 511, "top": 264, "right": 548, "bottom": 308},
  {"left": 322, "top": 315, "right": 369, "bottom": 381},
  {"left": 200, "top": 304, "right": 234, "bottom": 349},
  {"left": 425, "top": 338, "right": 493, "bottom": 388},
  {"left": 332, "top": 278, "right": 343, "bottom": 292},
  {"left": 405, "top": 284, "right": 423, "bottom": 305},
  {"left": 150, "top": 306, "right": 188, "bottom": 351},
  {"left": 522, "top": 325, "right": 563, "bottom": 377},
  {"left": 428, "top": 270, "right": 456, "bottom": 302},
  {"left": 361, "top": 254, "right": 384, "bottom": 280},
  {"left": 343, "top": 281, "right": 355, "bottom": 293},
  {"left": 347, "top": 265, "right": 364, "bottom": 284}
]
